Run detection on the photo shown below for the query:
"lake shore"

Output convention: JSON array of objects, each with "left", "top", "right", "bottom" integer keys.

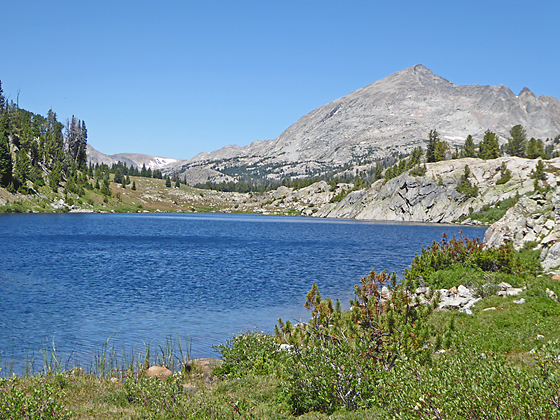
[{"left": 3, "top": 236, "right": 560, "bottom": 418}]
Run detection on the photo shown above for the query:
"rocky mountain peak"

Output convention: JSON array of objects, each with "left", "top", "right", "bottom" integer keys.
[
  {"left": 519, "top": 87, "right": 535, "bottom": 96},
  {"left": 91, "top": 65, "right": 560, "bottom": 186}
]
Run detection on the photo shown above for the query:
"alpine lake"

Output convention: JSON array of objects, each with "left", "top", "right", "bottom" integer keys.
[{"left": 0, "top": 212, "right": 486, "bottom": 375}]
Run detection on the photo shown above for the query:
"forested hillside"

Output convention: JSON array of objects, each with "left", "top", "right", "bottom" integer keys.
[{"left": 0, "top": 80, "right": 87, "bottom": 194}]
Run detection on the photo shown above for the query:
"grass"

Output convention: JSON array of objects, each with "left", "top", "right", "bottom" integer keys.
[{"left": 1, "top": 175, "right": 315, "bottom": 216}]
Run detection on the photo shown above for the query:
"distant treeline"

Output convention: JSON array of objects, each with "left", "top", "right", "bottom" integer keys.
[
  {"left": 194, "top": 171, "right": 374, "bottom": 194},
  {"left": 382, "top": 127, "right": 560, "bottom": 181},
  {"left": 195, "top": 126, "right": 560, "bottom": 194}
]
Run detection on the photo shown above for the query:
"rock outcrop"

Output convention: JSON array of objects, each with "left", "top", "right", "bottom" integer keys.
[
  {"left": 315, "top": 157, "right": 554, "bottom": 223},
  {"left": 483, "top": 192, "right": 554, "bottom": 250},
  {"left": 145, "top": 366, "right": 173, "bottom": 380},
  {"left": 410, "top": 282, "right": 527, "bottom": 315},
  {"left": 483, "top": 187, "right": 560, "bottom": 272}
]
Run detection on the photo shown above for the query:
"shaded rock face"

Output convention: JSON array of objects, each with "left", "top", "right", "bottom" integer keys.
[
  {"left": 483, "top": 193, "right": 554, "bottom": 251},
  {"left": 482, "top": 187, "right": 560, "bottom": 272},
  {"left": 171, "top": 64, "right": 560, "bottom": 184},
  {"left": 315, "top": 157, "right": 549, "bottom": 223}
]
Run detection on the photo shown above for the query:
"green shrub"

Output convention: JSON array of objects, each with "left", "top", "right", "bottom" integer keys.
[
  {"left": 366, "top": 352, "right": 560, "bottom": 418},
  {"left": 0, "top": 376, "right": 71, "bottom": 419},
  {"left": 214, "top": 330, "right": 284, "bottom": 378},
  {"left": 496, "top": 162, "right": 512, "bottom": 185},
  {"left": 277, "top": 270, "right": 436, "bottom": 414},
  {"left": 455, "top": 165, "right": 479, "bottom": 198},
  {"left": 405, "top": 233, "right": 541, "bottom": 289},
  {"left": 409, "top": 163, "right": 427, "bottom": 177}
]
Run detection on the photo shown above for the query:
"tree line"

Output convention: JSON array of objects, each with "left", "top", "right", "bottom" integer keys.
[{"left": 426, "top": 126, "right": 558, "bottom": 162}]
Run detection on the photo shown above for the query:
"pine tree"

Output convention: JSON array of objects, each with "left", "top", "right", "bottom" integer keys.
[
  {"left": 532, "top": 159, "right": 546, "bottom": 181},
  {"left": 426, "top": 129, "right": 448, "bottom": 162},
  {"left": 0, "top": 130, "right": 12, "bottom": 187},
  {"left": 49, "top": 160, "right": 62, "bottom": 192},
  {"left": 426, "top": 129, "right": 439, "bottom": 162},
  {"left": 113, "top": 166, "right": 124, "bottom": 184},
  {"left": 526, "top": 137, "right": 545, "bottom": 159},
  {"left": 434, "top": 140, "right": 449, "bottom": 162},
  {"left": 374, "top": 164, "right": 383, "bottom": 180},
  {"left": 463, "top": 135, "right": 476, "bottom": 158},
  {"left": 14, "top": 149, "right": 31, "bottom": 187},
  {"left": 507, "top": 125, "right": 527, "bottom": 157},
  {"left": 77, "top": 120, "right": 87, "bottom": 169},
  {"left": 0, "top": 80, "right": 5, "bottom": 113},
  {"left": 100, "top": 173, "right": 111, "bottom": 197},
  {"left": 456, "top": 165, "right": 479, "bottom": 198},
  {"left": 479, "top": 130, "right": 500, "bottom": 159}
]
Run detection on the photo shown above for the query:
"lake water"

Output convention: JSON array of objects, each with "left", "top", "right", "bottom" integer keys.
[{"left": 0, "top": 213, "right": 486, "bottom": 374}]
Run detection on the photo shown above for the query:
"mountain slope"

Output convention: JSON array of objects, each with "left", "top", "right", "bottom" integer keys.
[
  {"left": 87, "top": 144, "right": 187, "bottom": 171},
  {"left": 173, "top": 64, "right": 560, "bottom": 184}
]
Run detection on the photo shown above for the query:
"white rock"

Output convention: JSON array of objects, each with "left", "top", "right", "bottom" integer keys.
[
  {"left": 537, "top": 334, "right": 545, "bottom": 339},
  {"left": 438, "top": 297, "right": 471, "bottom": 309},
  {"left": 457, "top": 285, "right": 472, "bottom": 298},
  {"left": 523, "top": 231, "right": 537, "bottom": 244},
  {"left": 513, "top": 298, "right": 526, "bottom": 304},
  {"left": 438, "top": 289, "right": 454, "bottom": 298},
  {"left": 415, "top": 286, "right": 429, "bottom": 295},
  {"left": 542, "top": 242, "right": 560, "bottom": 271},
  {"left": 546, "top": 288, "right": 559, "bottom": 302},
  {"left": 482, "top": 307, "right": 497, "bottom": 312},
  {"left": 497, "top": 282, "right": 513, "bottom": 290},
  {"left": 381, "top": 286, "right": 392, "bottom": 297},
  {"left": 463, "top": 297, "right": 482, "bottom": 310},
  {"left": 279, "top": 344, "right": 294, "bottom": 353},
  {"left": 506, "top": 288, "right": 523, "bottom": 296}
]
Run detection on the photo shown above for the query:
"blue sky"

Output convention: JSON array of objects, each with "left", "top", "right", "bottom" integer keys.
[{"left": 1, "top": 0, "right": 558, "bottom": 159}]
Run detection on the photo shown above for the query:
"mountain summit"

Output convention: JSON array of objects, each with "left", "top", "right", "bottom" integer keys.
[{"left": 171, "top": 65, "right": 560, "bottom": 183}]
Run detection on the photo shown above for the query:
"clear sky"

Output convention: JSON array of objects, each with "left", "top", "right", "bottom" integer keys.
[{"left": 1, "top": 0, "right": 558, "bottom": 159}]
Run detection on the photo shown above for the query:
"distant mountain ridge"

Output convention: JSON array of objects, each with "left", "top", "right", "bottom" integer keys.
[
  {"left": 87, "top": 144, "right": 187, "bottom": 171},
  {"left": 90, "top": 65, "right": 560, "bottom": 184}
]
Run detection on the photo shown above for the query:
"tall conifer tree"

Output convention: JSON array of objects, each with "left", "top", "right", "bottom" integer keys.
[
  {"left": 463, "top": 135, "right": 476, "bottom": 158},
  {"left": 479, "top": 130, "right": 500, "bottom": 159},
  {"left": 507, "top": 125, "right": 527, "bottom": 157},
  {"left": 0, "top": 131, "right": 12, "bottom": 187}
]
